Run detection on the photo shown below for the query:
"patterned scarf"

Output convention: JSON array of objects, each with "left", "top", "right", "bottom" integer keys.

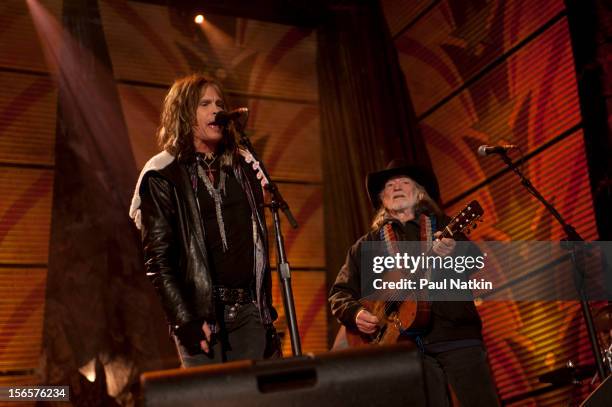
[
  {"left": 379, "top": 213, "right": 437, "bottom": 253},
  {"left": 379, "top": 213, "right": 438, "bottom": 297}
]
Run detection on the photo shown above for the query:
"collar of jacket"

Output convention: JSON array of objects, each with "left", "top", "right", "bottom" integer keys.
[
  {"left": 130, "top": 150, "right": 267, "bottom": 237},
  {"left": 129, "top": 150, "right": 174, "bottom": 229},
  {"left": 130, "top": 149, "right": 269, "bottom": 256},
  {"left": 380, "top": 215, "right": 418, "bottom": 228}
]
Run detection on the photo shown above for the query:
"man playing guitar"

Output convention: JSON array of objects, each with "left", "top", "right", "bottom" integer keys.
[{"left": 329, "top": 160, "right": 499, "bottom": 406}]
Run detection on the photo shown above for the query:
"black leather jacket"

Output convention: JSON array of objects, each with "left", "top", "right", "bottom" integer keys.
[{"left": 139, "top": 155, "right": 276, "bottom": 333}]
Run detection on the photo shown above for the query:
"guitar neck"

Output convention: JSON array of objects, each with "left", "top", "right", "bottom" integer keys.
[{"left": 440, "top": 224, "right": 456, "bottom": 240}]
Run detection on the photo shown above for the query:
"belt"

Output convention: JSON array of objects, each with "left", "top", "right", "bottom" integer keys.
[
  {"left": 423, "top": 339, "right": 483, "bottom": 355},
  {"left": 213, "top": 286, "right": 253, "bottom": 304}
]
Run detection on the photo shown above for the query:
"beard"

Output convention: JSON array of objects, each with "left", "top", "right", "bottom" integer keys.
[{"left": 388, "top": 197, "right": 415, "bottom": 212}]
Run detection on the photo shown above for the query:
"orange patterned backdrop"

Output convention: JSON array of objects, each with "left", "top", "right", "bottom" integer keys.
[
  {"left": 0, "top": 0, "right": 604, "bottom": 404},
  {"left": 0, "top": 0, "right": 61, "bottom": 391}
]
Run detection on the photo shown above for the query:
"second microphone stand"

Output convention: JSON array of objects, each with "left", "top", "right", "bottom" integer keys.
[
  {"left": 234, "top": 124, "right": 302, "bottom": 357},
  {"left": 497, "top": 152, "right": 607, "bottom": 380}
]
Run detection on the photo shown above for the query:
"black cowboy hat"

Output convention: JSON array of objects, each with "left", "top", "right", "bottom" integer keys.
[{"left": 366, "top": 159, "right": 440, "bottom": 208}]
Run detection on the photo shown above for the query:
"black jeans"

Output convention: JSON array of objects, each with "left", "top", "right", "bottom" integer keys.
[
  {"left": 422, "top": 345, "right": 500, "bottom": 407},
  {"left": 174, "top": 302, "right": 280, "bottom": 367}
]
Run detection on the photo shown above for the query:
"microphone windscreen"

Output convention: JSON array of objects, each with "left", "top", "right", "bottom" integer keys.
[{"left": 213, "top": 110, "right": 233, "bottom": 126}]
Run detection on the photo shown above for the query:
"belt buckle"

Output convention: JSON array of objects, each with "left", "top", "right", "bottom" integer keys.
[{"left": 226, "top": 303, "right": 241, "bottom": 322}]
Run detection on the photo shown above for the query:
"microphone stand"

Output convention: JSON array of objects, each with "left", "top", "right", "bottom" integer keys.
[
  {"left": 232, "top": 122, "right": 302, "bottom": 357},
  {"left": 497, "top": 152, "right": 607, "bottom": 380}
]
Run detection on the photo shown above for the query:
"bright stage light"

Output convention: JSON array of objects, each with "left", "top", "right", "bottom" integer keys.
[{"left": 194, "top": 14, "right": 204, "bottom": 24}]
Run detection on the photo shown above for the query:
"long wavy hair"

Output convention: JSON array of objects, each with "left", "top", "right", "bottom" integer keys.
[
  {"left": 371, "top": 178, "right": 442, "bottom": 230},
  {"left": 157, "top": 74, "right": 238, "bottom": 164}
]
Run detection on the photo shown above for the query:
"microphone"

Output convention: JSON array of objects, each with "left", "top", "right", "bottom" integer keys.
[
  {"left": 477, "top": 144, "right": 518, "bottom": 157},
  {"left": 213, "top": 107, "right": 249, "bottom": 126}
]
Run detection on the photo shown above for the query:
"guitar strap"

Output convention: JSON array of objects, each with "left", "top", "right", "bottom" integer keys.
[{"left": 418, "top": 214, "right": 435, "bottom": 253}]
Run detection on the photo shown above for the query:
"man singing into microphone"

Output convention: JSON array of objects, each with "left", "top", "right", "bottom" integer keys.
[{"left": 129, "top": 73, "right": 280, "bottom": 366}]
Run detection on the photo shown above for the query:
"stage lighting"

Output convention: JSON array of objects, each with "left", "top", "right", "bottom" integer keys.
[{"left": 194, "top": 14, "right": 204, "bottom": 24}]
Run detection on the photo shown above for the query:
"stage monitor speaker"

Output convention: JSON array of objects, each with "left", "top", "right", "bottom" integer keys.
[
  {"left": 580, "top": 374, "right": 612, "bottom": 407},
  {"left": 140, "top": 343, "right": 425, "bottom": 407}
]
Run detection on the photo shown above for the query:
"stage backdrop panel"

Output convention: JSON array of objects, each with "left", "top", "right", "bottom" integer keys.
[
  {"left": 0, "top": 168, "right": 51, "bottom": 384},
  {"left": 243, "top": 99, "right": 321, "bottom": 183},
  {"left": 0, "top": 167, "right": 54, "bottom": 265},
  {"left": 0, "top": 268, "right": 46, "bottom": 372},
  {"left": 99, "top": 0, "right": 318, "bottom": 102},
  {"left": 0, "top": 1, "right": 60, "bottom": 390},
  {"left": 380, "top": 0, "right": 436, "bottom": 38},
  {"left": 116, "top": 84, "right": 166, "bottom": 170},
  {"left": 421, "top": 17, "right": 581, "bottom": 203},
  {"left": 385, "top": 0, "right": 598, "bottom": 404},
  {"left": 0, "top": 0, "right": 62, "bottom": 73},
  {"left": 446, "top": 130, "right": 597, "bottom": 242},
  {"left": 266, "top": 184, "right": 324, "bottom": 270},
  {"left": 394, "top": 0, "right": 565, "bottom": 116},
  {"left": 0, "top": 72, "right": 57, "bottom": 166}
]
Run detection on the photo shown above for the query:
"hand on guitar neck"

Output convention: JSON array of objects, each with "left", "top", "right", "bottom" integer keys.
[{"left": 432, "top": 231, "right": 456, "bottom": 256}]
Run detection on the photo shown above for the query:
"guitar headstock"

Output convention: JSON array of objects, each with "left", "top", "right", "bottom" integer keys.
[{"left": 445, "top": 200, "right": 484, "bottom": 236}]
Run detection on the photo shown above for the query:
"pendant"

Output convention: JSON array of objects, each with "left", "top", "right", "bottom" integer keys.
[{"left": 206, "top": 169, "right": 214, "bottom": 184}]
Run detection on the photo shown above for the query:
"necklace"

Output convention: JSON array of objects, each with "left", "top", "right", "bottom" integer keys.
[
  {"left": 198, "top": 153, "right": 218, "bottom": 183},
  {"left": 196, "top": 159, "right": 228, "bottom": 252}
]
